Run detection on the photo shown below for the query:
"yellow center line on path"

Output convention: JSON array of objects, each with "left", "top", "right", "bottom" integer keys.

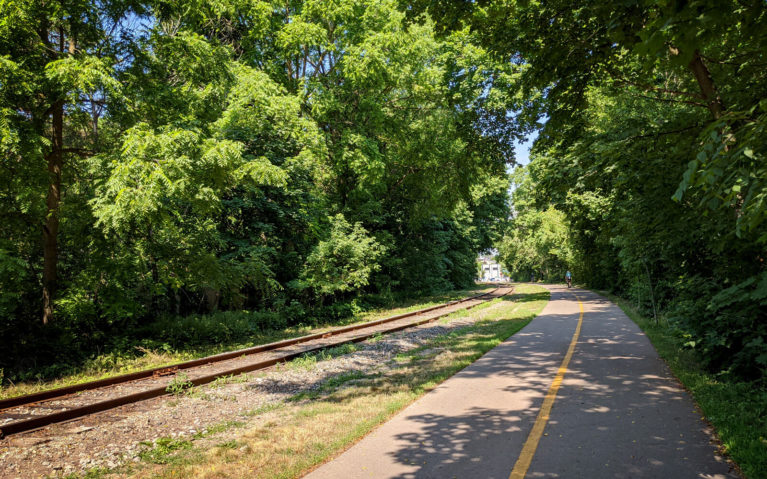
[{"left": 509, "top": 293, "right": 584, "bottom": 479}]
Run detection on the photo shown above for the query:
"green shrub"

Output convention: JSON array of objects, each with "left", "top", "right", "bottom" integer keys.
[{"left": 140, "top": 310, "right": 284, "bottom": 347}]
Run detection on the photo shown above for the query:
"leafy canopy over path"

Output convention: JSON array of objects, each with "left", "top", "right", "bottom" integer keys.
[{"left": 412, "top": 0, "right": 767, "bottom": 379}]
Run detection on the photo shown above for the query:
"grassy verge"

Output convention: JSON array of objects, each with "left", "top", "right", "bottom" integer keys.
[
  {"left": 595, "top": 290, "right": 767, "bottom": 479},
  {"left": 2, "top": 285, "right": 493, "bottom": 400},
  {"left": 88, "top": 284, "right": 548, "bottom": 479}
]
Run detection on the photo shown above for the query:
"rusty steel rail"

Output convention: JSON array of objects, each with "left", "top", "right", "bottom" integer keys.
[{"left": 0, "top": 286, "right": 510, "bottom": 438}]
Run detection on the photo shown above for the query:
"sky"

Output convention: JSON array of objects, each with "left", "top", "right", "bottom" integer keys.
[
  {"left": 513, "top": 131, "right": 538, "bottom": 167},
  {"left": 506, "top": 131, "right": 539, "bottom": 202}
]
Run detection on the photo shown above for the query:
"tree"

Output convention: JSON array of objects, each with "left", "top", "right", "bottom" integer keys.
[
  {"left": 1, "top": 0, "right": 516, "bottom": 378},
  {"left": 498, "top": 168, "right": 574, "bottom": 281},
  {"left": 0, "top": 0, "right": 142, "bottom": 323},
  {"left": 412, "top": 1, "right": 767, "bottom": 376},
  {"left": 301, "top": 214, "right": 384, "bottom": 298}
]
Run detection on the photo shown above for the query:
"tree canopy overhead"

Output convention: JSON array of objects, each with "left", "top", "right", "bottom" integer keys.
[{"left": 412, "top": 0, "right": 766, "bottom": 378}]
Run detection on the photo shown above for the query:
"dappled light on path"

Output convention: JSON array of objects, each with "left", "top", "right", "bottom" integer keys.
[{"left": 306, "top": 286, "right": 736, "bottom": 479}]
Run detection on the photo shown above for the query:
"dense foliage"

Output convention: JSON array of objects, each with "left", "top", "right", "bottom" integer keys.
[
  {"left": 0, "top": 0, "right": 517, "bottom": 378},
  {"left": 497, "top": 168, "right": 575, "bottom": 282},
  {"left": 4, "top": 0, "right": 764, "bottom": 386},
  {"left": 419, "top": 0, "right": 766, "bottom": 379}
]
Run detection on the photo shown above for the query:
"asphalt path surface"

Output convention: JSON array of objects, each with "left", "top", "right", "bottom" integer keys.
[{"left": 304, "top": 285, "right": 737, "bottom": 479}]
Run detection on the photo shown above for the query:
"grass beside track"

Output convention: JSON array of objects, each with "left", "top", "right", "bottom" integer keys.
[
  {"left": 596, "top": 290, "right": 767, "bottom": 479},
  {"left": 73, "top": 284, "right": 548, "bottom": 479},
  {"left": 1, "top": 286, "right": 493, "bottom": 401}
]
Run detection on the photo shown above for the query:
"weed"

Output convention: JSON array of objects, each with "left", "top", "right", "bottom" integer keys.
[
  {"left": 61, "top": 467, "right": 111, "bottom": 479},
  {"left": 183, "top": 387, "right": 211, "bottom": 401},
  {"left": 289, "top": 353, "right": 318, "bottom": 371},
  {"left": 243, "top": 401, "right": 285, "bottom": 417},
  {"left": 368, "top": 332, "right": 384, "bottom": 343},
  {"left": 193, "top": 420, "right": 245, "bottom": 439},
  {"left": 165, "top": 373, "right": 193, "bottom": 396},
  {"left": 138, "top": 437, "right": 192, "bottom": 464},
  {"left": 211, "top": 373, "right": 250, "bottom": 388},
  {"left": 216, "top": 440, "right": 239, "bottom": 449},
  {"left": 290, "top": 343, "right": 360, "bottom": 371},
  {"left": 320, "top": 343, "right": 358, "bottom": 359}
]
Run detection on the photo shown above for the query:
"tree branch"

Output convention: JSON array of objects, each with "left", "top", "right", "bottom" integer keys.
[
  {"left": 61, "top": 147, "right": 95, "bottom": 157},
  {"left": 616, "top": 79, "right": 704, "bottom": 100},
  {"left": 629, "top": 92, "right": 708, "bottom": 108},
  {"left": 620, "top": 124, "right": 702, "bottom": 142}
]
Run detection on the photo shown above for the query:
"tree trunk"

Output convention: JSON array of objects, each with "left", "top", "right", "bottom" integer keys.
[
  {"left": 42, "top": 99, "right": 64, "bottom": 324},
  {"left": 668, "top": 46, "right": 725, "bottom": 120},
  {"left": 175, "top": 289, "right": 181, "bottom": 315},
  {"left": 687, "top": 50, "right": 725, "bottom": 120},
  {"left": 203, "top": 287, "right": 220, "bottom": 312},
  {"left": 642, "top": 260, "right": 658, "bottom": 325}
]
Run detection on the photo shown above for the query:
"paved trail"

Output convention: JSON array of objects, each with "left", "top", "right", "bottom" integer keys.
[{"left": 305, "top": 285, "right": 737, "bottom": 479}]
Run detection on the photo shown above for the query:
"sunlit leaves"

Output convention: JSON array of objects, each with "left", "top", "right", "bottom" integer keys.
[
  {"left": 301, "top": 214, "right": 385, "bottom": 296},
  {"left": 44, "top": 55, "right": 122, "bottom": 100},
  {"left": 498, "top": 167, "right": 574, "bottom": 279},
  {"left": 1, "top": 0, "right": 515, "bottom": 351},
  {"left": 675, "top": 109, "right": 767, "bottom": 242}
]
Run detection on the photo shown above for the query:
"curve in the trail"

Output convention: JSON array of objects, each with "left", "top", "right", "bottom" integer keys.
[{"left": 305, "top": 285, "right": 737, "bottom": 479}]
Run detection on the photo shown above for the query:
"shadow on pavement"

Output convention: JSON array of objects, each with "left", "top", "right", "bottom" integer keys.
[{"left": 375, "top": 289, "right": 735, "bottom": 478}]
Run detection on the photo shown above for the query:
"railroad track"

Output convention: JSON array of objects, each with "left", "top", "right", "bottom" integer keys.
[{"left": 0, "top": 285, "right": 512, "bottom": 439}]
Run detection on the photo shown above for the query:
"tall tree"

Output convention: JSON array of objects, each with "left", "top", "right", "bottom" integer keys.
[
  {"left": 409, "top": 0, "right": 767, "bottom": 376},
  {"left": 0, "top": 1, "right": 138, "bottom": 322}
]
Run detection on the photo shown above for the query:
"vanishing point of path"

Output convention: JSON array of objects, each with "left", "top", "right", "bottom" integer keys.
[{"left": 305, "top": 285, "right": 737, "bottom": 479}]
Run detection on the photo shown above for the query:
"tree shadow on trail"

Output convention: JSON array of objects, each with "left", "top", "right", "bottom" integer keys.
[
  {"left": 387, "top": 407, "right": 524, "bottom": 478},
  {"left": 316, "top": 291, "right": 735, "bottom": 478},
  {"left": 500, "top": 291, "right": 550, "bottom": 305}
]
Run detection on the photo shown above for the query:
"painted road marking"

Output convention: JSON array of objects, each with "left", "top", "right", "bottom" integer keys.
[{"left": 509, "top": 292, "right": 584, "bottom": 479}]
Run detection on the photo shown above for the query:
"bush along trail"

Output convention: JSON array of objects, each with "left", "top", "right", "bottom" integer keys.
[{"left": 0, "top": 286, "right": 493, "bottom": 401}]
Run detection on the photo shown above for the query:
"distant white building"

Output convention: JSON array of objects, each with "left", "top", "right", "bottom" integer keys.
[{"left": 477, "top": 251, "right": 508, "bottom": 282}]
